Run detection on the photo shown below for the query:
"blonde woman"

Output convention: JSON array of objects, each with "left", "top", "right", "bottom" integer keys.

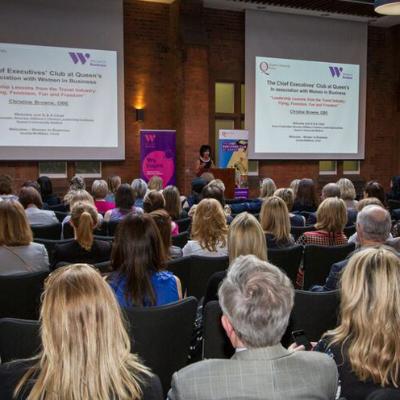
[
  {"left": 52, "top": 202, "right": 111, "bottom": 268},
  {"left": 0, "top": 264, "right": 162, "bottom": 399},
  {"left": 290, "top": 179, "right": 301, "bottom": 198},
  {"left": 204, "top": 212, "right": 268, "bottom": 305},
  {"left": 274, "top": 188, "right": 306, "bottom": 227},
  {"left": 0, "top": 200, "right": 49, "bottom": 275},
  {"left": 105, "top": 175, "right": 122, "bottom": 203},
  {"left": 259, "top": 177, "right": 276, "bottom": 199},
  {"left": 260, "top": 196, "right": 295, "bottom": 249},
  {"left": 183, "top": 198, "right": 228, "bottom": 257},
  {"left": 148, "top": 176, "right": 163, "bottom": 191},
  {"left": 337, "top": 178, "right": 358, "bottom": 210},
  {"left": 315, "top": 247, "right": 400, "bottom": 399},
  {"left": 163, "top": 185, "right": 188, "bottom": 220}
]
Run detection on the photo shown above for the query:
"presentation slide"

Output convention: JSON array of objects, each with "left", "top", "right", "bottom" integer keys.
[
  {"left": 0, "top": 42, "right": 118, "bottom": 148},
  {"left": 255, "top": 57, "right": 360, "bottom": 155}
]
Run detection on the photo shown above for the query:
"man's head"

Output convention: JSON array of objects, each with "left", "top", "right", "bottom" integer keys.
[
  {"left": 357, "top": 205, "right": 391, "bottom": 245},
  {"left": 321, "top": 183, "right": 341, "bottom": 200},
  {"left": 218, "top": 255, "right": 294, "bottom": 349}
]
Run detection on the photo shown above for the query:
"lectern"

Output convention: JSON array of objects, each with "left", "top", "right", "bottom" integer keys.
[{"left": 209, "top": 168, "right": 236, "bottom": 198}]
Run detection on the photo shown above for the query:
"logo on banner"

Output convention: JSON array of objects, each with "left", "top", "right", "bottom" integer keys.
[
  {"left": 69, "top": 52, "right": 90, "bottom": 65},
  {"left": 145, "top": 134, "right": 156, "bottom": 143},
  {"left": 329, "top": 66, "right": 343, "bottom": 78},
  {"left": 260, "top": 61, "right": 269, "bottom": 75}
]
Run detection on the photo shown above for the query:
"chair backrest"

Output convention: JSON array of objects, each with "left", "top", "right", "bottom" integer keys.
[
  {"left": 34, "top": 238, "right": 74, "bottom": 265},
  {"left": 303, "top": 243, "right": 355, "bottom": 289},
  {"left": 268, "top": 245, "right": 303, "bottom": 286},
  {"left": 166, "top": 257, "right": 191, "bottom": 295},
  {"left": 31, "top": 223, "right": 62, "bottom": 240},
  {"left": 290, "top": 225, "right": 316, "bottom": 241},
  {"left": 107, "top": 220, "right": 120, "bottom": 236},
  {"left": 93, "top": 234, "right": 114, "bottom": 243},
  {"left": 366, "top": 389, "right": 400, "bottom": 400},
  {"left": 172, "top": 231, "right": 189, "bottom": 248},
  {"left": 54, "top": 211, "right": 69, "bottom": 223},
  {"left": 188, "top": 256, "right": 229, "bottom": 300},
  {"left": 343, "top": 224, "right": 356, "bottom": 238},
  {"left": 64, "top": 221, "right": 109, "bottom": 239},
  {"left": 47, "top": 203, "right": 69, "bottom": 212},
  {"left": 388, "top": 199, "right": 400, "bottom": 213},
  {"left": 175, "top": 217, "right": 191, "bottom": 233},
  {"left": 289, "top": 290, "right": 340, "bottom": 342},
  {"left": 0, "top": 318, "right": 41, "bottom": 363},
  {"left": 203, "top": 301, "right": 234, "bottom": 359},
  {"left": 0, "top": 271, "right": 49, "bottom": 319},
  {"left": 123, "top": 297, "right": 198, "bottom": 395}
]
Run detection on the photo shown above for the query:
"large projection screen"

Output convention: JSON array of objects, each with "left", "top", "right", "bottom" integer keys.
[
  {"left": 245, "top": 11, "right": 367, "bottom": 160},
  {"left": 0, "top": 0, "right": 124, "bottom": 160}
]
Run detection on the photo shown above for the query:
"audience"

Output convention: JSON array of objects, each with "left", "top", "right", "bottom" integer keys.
[
  {"left": 52, "top": 202, "right": 111, "bottom": 268},
  {"left": 260, "top": 196, "right": 295, "bottom": 248},
  {"left": 92, "top": 179, "right": 115, "bottom": 213},
  {"left": 321, "top": 182, "right": 341, "bottom": 200},
  {"left": 0, "top": 200, "right": 49, "bottom": 275},
  {"left": 69, "top": 175, "right": 85, "bottom": 191},
  {"left": 337, "top": 177, "right": 358, "bottom": 210},
  {"left": 290, "top": 178, "right": 300, "bottom": 198},
  {"left": 18, "top": 186, "right": 58, "bottom": 226},
  {"left": 0, "top": 174, "right": 17, "bottom": 201},
  {"left": 292, "top": 178, "right": 319, "bottom": 212},
  {"left": 200, "top": 183, "right": 232, "bottom": 222},
  {"left": 104, "top": 183, "right": 143, "bottom": 222},
  {"left": 315, "top": 247, "right": 400, "bottom": 400},
  {"left": 131, "top": 178, "right": 148, "bottom": 208},
  {"left": 148, "top": 175, "right": 163, "bottom": 191},
  {"left": 0, "top": 264, "right": 162, "bottom": 399},
  {"left": 169, "top": 255, "right": 338, "bottom": 400},
  {"left": 274, "top": 188, "right": 306, "bottom": 226},
  {"left": 37, "top": 176, "right": 60, "bottom": 206},
  {"left": 364, "top": 180, "right": 386, "bottom": 206},
  {"left": 106, "top": 175, "right": 122, "bottom": 202},
  {"left": 163, "top": 185, "right": 188, "bottom": 220},
  {"left": 259, "top": 177, "right": 276, "bottom": 199},
  {"left": 387, "top": 175, "right": 400, "bottom": 202},
  {"left": 183, "top": 198, "right": 228, "bottom": 257},
  {"left": 186, "top": 177, "right": 207, "bottom": 209},
  {"left": 109, "top": 213, "right": 182, "bottom": 307}
]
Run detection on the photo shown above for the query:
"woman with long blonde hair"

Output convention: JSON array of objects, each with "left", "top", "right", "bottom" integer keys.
[
  {"left": 183, "top": 198, "right": 228, "bottom": 257},
  {"left": 315, "top": 246, "right": 400, "bottom": 399},
  {"left": 0, "top": 264, "right": 162, "bottom": 399},
  {"left": 260, "top": 196, "right": 294, "bottom": 248}
]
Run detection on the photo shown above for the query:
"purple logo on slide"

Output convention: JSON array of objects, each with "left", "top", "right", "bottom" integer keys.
[
  {"left": 69, "top": 52, "right": 90, "bottom": 64},
  {"left": 329, "top": 66, "right": 343, "bottom": 78},
  {"left": 260, "top": 61, "right": 269, "bottom": 75}
]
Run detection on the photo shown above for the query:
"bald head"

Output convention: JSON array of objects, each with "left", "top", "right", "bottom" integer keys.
[
  {"left": 321, "top": 183, "right": 340, "bottom": 200},
  {"left": 357, "top": 205, "right": 391, "bottom": 244}
]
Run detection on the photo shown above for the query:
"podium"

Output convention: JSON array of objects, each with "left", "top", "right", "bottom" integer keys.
[{"left": 209, "top": 168, "right": 236, "bottom": 199}]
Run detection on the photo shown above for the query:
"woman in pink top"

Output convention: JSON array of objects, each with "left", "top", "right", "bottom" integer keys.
[{"left": 92, "top": 180, "right": 115, "bottom": 214}]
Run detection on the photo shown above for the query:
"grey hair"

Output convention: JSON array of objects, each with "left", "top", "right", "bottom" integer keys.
[
  {"left": 322, "top": 183, "right": 341, "bottom": 199},
  {"left": 357, "top": 205, "right": 391, "bottom": 242},
  {"left": 260, "top": 178, "right": 276, "bottom": 198},
  {"left": 218, "top": 255, "right": 294, "bottom": 348},
  {"left": 131, "top": 178, "right": 147, "bottom": 199}
]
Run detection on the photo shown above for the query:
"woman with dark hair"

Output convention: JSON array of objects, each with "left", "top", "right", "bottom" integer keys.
[
  {"left": 387, "top": 176, "right": 400, "bottom": 202},
  {"left": 292, "top": 178, "right": 319, "bottom": 213},
  {"left": 104, "top": 184, "right": 143, "bottom": 222},
  {"left": 108, "top": 213, "right": 182, "bottom": 307},
  {"left": 37, "top": 176, "right": 60, "bottom": 206},
  {"left": 364, "top": 181, "right": 386, "bottom": 206},
  {"left": 195, "top": 144, "right": 215, "bottom": 176}
]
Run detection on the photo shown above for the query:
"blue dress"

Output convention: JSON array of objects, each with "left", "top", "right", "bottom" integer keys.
[{"left": 109, "top": 271, "right": 179, "bottom": 308}]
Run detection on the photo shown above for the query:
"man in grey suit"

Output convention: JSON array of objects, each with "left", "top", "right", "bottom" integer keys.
[{"left": 168, "top": 255, "right": 338, "bottom": 400}]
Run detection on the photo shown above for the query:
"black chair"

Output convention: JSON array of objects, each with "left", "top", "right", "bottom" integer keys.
[
  {"left": 55, "top": 261, "right": 112, "bottom": 273},
  {"left": 62, "top": 220, "right": 74, "bottom": 239},
  {"left": 366, "top": 389, "right": 400, "bottom": 400},
  {"left": 93, "top": 234, "right": 114, "bottom": 243},
  {"left": 167, "top": 257, "right": 191, "bottom": 295},
  {"left": 268, "top": 245, "right": 303, "bottom": 286},
  {"left": 124, "top": 297, "right": 198, "bottom": 395},
  {"left": 34, "top": 238, "right": 73, "bottom": 265},
  {"left": 0, "top": 271, "right": 49, "bottom": 319},
  {"left": 289, "top": 290, "right": 340, "bottom": 342},
  {"left": 54, "top": 210, "right": 69, "bottom": 223},
  {"left": 108, "top": 220, "right": 120, "bottom": 236},
  {"left": 203, "top": 300, "right": 234, "bottom": 359},
  {"left": 175, "top": 217, "right": 191, "bottom": 233},
  {"left": 31, "top": 222, "right": 62, "bottom": 240},
  {"left": 172, "top": 231, "right": 189, "bottom": 248},
  {"left": 303, "top": 243, "right": 355, "bottom": 289},
  {"left": 187, "top": 256, "right": 229, "bottom": 300},
  {"left": 0, "top": 318, "right": 41, "bottom": 363},
  {"left": 388, "top": 199, "right": 400, "bottom": 214},
  {"left": 94, "top": 221, "right": 109, "bottom": 236},
  {"left": 290, "top": 225, "right": 316, "bottom": 241},
  {"left": 47, "top": 203, "right": 69, "bottom": 212},
  {"left": 343, "top": 224, "right": 356, "bottom": 238}
]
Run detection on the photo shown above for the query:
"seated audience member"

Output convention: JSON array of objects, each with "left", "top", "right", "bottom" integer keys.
[
  {"left": 131, "top": 178, "right": 148, "bottom": 208},
  {"left": 0, "top": 174, "right": 17, "bottom": 201},
  {"left": 92, "top": 179, "right": 115, "bottom": 213},
  {"left": 52, "top": 202, "right": 111, "bottom": 268},
  {"left": 148, "top": 175, "right": 163, "bottom": 191},
  {"left": 37, "top": 176, "right": 60, "bottom": 206},
  {"left": 364, "top": 180, "right": 386, "bottom": 207},
  {"left": 169, "top": 255, "right": 338, "bottom": 400},
  {"left": 200, "top": 183, "right": 232, "bottom": 223},
  {"left": 105, "top": 175, "right": 122, "bottom": 202},
  {"left": 260, "top": 196, "right": 295, "bottom": 248},
  {"left": 0, "top": 200, "right": 49, "bottom": 275},
  {"left": 19, "top": 186, "right": 58, "bottom": 226},
  {"left": 204, "top": 212, "right": 267, "bottom": 306},
  {"left": 321, "top": 183, "right": 341, "bottom": 200},
  {"left": 259, "top": 177, "right": 276, "bottom": 199},
  {"left": 186, "top": 177, "right": 207, "bottom": 209},
  {"left": 315, "top": 247, "right": 400, "bottom": 400},
  {"left": 313, "top": 204, "right": 400, "bottom": 292},
  {"left": 292, "top": 178, "right": 319, "bottom": 213},
  {"left": 183, "top": 198, "right": 228, "bottom": 257},
  {"left": 290, "top": 178, "right": 300, "bottom": 198},
  {"left": 387, "top": 175, "right": 400, "bottom": 202},
  {"left": 69, "top": 175, "right": 86, "bottom": 191},
  {"left": 274, "top": 188, "right": 305, "bottom": 226},
  {"left": 104, "top": 184, "right": 143, "bottom": 222},
  {"left": 21, "top": 180, "right": 41, "bottom": 192},
  {"left": 163, "top": 185, "right": 188, "bottom": 220},
  {"left": 297, "top": 197, "right": 348, "bottom": 246},
  {"left": 150, "top": 209, "right": 183, "bottom": 259},
  {"left": 337, "top": 177, "right": 358, "bottom": 210},
  {"left": 0, "top": 264, "right": 162, "bottom": 400},
  {"left": 200, "top": 172, "right": 215, "bottom": 184},
  {"left": 108, "top": 214, "right": 182, "bottom": 307}
]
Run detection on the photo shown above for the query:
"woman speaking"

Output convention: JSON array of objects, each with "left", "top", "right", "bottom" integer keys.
[{"left": 195, "top": 144, "right": 215, "bottom": 176}]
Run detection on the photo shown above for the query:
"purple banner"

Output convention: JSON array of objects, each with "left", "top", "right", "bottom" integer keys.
[{"left": 140, "top": 130, "right": 176, "bottom": 187}]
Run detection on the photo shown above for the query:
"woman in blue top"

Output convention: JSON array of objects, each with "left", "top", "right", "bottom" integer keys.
[{"left": 108, "top": 213, "right": 182, "bottom": 308}]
